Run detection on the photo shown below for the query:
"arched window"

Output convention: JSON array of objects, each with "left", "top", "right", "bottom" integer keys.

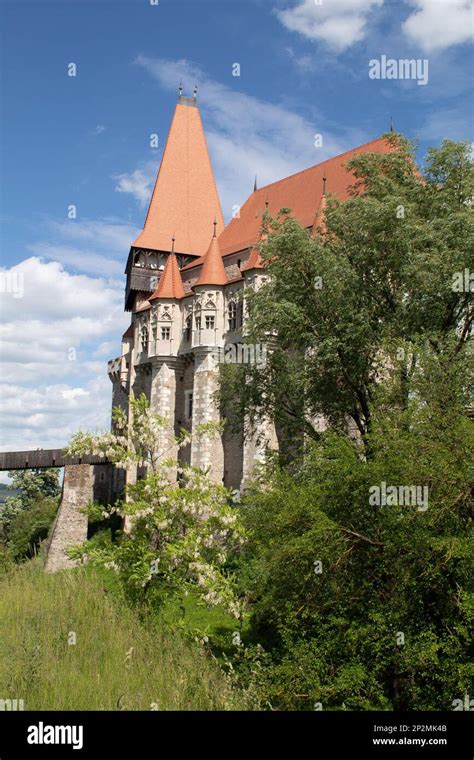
[
  {"left": 228, "top": 301, "right": 237, "bottom": 331},
  {"left": 195, "top": 306, "right": 201, "bottom": 330},
  {"left": 238, "top": 300, "right": 244, "bottom": 327},
  {"left": 184, "top": 315, "right": 192, "bottom": 341},
  {"left": 140, "top": 325, "right": 149, "bottom": 351}
]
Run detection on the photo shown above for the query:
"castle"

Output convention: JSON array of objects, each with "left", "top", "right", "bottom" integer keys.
[{"left": 107, "top": 92, "right": 390, "bottom": 494}]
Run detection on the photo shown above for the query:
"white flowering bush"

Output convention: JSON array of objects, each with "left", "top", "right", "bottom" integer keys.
[{"left": 66, "top": 395, "right": 246, "bottom": 617}]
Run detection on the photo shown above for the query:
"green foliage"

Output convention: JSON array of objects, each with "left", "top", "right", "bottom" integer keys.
[
  {"left": 8, "top": 497, "right": 58, "bottom": 561},
  {"left": 240, "top": 374, "right": 473, "bottom": 710},
  {"left": 0, "top": 469, "right": 60, "bottom": 558},
  {"left": 219, "top": 137, "right": 474, "bottom": 710},
  {"left": 5, "top": 469, "right": 60, "bottom": 509},
  {"left": 219, "top": 136, "right": 473, "bottom": 456}
]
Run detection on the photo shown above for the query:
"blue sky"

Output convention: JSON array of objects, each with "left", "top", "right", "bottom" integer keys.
[{"left": 0, "top": 0, "right": 472, "bottom": 464}]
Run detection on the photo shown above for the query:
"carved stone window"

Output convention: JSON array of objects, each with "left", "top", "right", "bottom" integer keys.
[
  {"left": 185, "top": 390, "right": 193, "bottom": 420},
  {"left": 228, "top": 301, "right": 237, "bottom": 331},
  {"left": 140, "top": 325, "right": 149, "bottom": 351},
  {"left": 184, "top": 315, "right": 192, "bottom": 341},
  {"left": 205, "top": 315, "right": 215, "bottom": 330},
  {"left": 161, "top": 326, "right": 171, "bottom": 341}
]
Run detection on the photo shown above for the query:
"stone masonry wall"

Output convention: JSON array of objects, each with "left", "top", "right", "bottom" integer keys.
[
  {"left": 190, "top": 349, "right": 224, "bottom": 482},
  {"left": 44, "top": 464, "right": 91, "bottom": 573}
]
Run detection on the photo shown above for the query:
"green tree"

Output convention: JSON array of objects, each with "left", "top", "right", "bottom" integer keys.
[
  {"left": 222, "top": 136, "right": 473, "bottom": 710},
  {"left": 220, "top": 136, "right": 473, "bottom": 458},
  {"left": 241, "top": 357, "right": 473, "bottom": 709},
  {"left": 0, "top": 469, "right": 61, "bottom": 558}
]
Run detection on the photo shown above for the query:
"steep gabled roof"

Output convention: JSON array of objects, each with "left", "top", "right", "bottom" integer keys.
[
  {"left": 149, "top": 252, "right": 185, "bottom": 300},
  {"left": 218, "top": 137, "right": 392, "bottom": 256},
  {"left": 194, "top": 233, "right": 228, "bottom": 287},
  {"left": 132, "top": 96, "right": 224, "bottom": 256}
]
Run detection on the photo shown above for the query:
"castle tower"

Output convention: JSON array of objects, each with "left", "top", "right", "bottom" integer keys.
[
  {"left": 118, "top": 90, "right": 227, "bottom": 489},
  {"left": 148, "top": 245, "right": 186, "bottom": 477},
  {"left": 124, "top": 93, "right": 224, "bottom": 313},
  {"left": 190, "top": 227, "right": 227, "bottom": 482},
  {"left": 240, "top": 230, "right": 278, "bottom": 487}
]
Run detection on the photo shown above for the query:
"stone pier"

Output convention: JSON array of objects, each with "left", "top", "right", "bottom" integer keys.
[
  {"left": 190, "top": 348, "right": 224, "bottom": 483},
  {"left": 44, "top": 464, "right": 92, "bottom": 572}
]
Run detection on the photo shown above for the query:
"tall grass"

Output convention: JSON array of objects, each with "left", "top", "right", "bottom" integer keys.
[{"left": 0, "top": 561, "right": 239, "bottom": 710}]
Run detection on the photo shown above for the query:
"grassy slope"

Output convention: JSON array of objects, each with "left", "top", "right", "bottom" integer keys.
[{"left": 0, "top": 561, "right": 240, "bottom": 711}]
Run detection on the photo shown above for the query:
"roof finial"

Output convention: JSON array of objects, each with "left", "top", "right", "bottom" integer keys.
[
  {"left": 322, "top": 176, "right": 327, "bottom": 196},
  {"left": 171, "top": 234, "right": 175, "bottom": 253},
  {"left": 213, "top": 218, "right": 217, "bottom": 238},
  {"left": 178, "top": 82, "right": 183, "bottom": 97},
  {"left": 390, "top": 116, "right": 394, "bottom": 133},
  {"left": 253, "top": 175, "right": 258, "bottom": 193},
  {"left": 193, "top": 84, "right": 198, "bottom": 100}
]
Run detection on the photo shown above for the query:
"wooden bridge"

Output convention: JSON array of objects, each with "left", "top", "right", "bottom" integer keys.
[{"left": 0, "top": 449, "right": 109, "bottom": 471}]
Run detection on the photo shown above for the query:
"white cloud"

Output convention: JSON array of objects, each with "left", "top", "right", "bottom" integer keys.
[
  {"left": 28, "top": 218, "right": 139, "bottom": 276},
  {"left": 114, "top": 166, "right": 155, "bottom": 206},
  {"left": 89, "top": 124, "right": 106, "bottom": 136},
  {"left": 0, "top": 257, "right": 128, "bottom": 450},
  {"left": 0, "top": 257, "right": 123, "bottom": 322},
  {"left": 134, "top": 56, "right": 366, "bottom": 217},
  {"left": 276, "top": 0, "right": 383, "bottom": 52},
  {"left": 0, "top": 375, "right": 113, "bottom": 451},
  {"left": 50, "top": 218, "right": 138, "bottom": 251},
  {"left": 402, "top": 0, "right": 474, "bottom": 53},
  {"left": 27, "top": 243, "right": 124, "bottom": 277}
]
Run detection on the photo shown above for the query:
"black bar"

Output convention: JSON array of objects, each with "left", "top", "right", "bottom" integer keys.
[{"left": 0, "top": 711, "right": 472, "bottom": 758}]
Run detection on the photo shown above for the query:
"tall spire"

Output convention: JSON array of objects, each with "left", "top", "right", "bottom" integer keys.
[
  {"left": 132, "top": 97, "right": 224, "bottom": 256},
  {"left": 253, "top": 175, "right": 258, "bottom": 193},
  {"left": 194, "top": 228, "right": 228, "bottom": 287},
  {"left": 149, "top": 248, "right": 185, "bottom": 300}
]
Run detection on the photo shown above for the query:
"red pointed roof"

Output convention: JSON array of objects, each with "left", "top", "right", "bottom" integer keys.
[
  {"left": 194, "top": 233, "right": 228, "bottom": 287},
  {"left": 132, "top": 97, "right": 224, "bottom": 256},
  {"left": 149, "top": 252, "right": 185, "bottom": 300},
  {"left": 218, "top": 136, "right": 392, "bottom": 256}
]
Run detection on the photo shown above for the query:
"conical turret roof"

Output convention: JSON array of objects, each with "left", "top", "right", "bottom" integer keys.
[
  {"left": 149, "top": 251, "right": 185, "bottom": 300},
  {"left": 194, "top": 231, "right": 228, "bottom": 287}
]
